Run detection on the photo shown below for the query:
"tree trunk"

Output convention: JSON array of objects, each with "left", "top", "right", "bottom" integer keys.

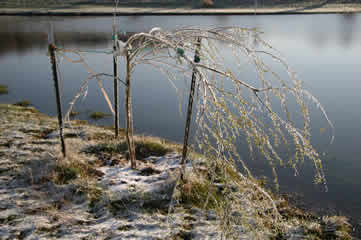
[{"left": 125, "top": 52, "right": 136, "bottom": 169}]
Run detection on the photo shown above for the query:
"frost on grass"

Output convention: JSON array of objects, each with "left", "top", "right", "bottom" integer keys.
[{"left": 0, "top": 104, "right": 352, "bottom": 239}]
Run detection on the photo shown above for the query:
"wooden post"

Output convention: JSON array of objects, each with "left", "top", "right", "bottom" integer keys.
[
  {"left": 49, "top": 44, "right": 66, "bottom": 157},
  {"left": 113, "top": 38, "right": 119, "bottom": 138},
  {"left": 181, "top": 38, "right": 202, "bottom": 180},
  {"left": 125, "top": 51, "right": 136, "bottom": 169}
]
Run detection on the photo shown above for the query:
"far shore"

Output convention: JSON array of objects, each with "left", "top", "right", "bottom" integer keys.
[{"left": 0, "top": 5, "right": 361, "bottom": 16}]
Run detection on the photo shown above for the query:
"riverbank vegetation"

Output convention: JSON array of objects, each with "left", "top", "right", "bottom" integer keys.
[
  {"left": 0, "top": 103, "right": 353, "bottom": 239},
  {"left": 0, "top": 84, "right": 8, "bottom": 95},
  {"left": 89, "top": 111, "right": 112, "bottom": 120},
  {"left": 14, "top": 100, "right": 32, "bottom": 107}
]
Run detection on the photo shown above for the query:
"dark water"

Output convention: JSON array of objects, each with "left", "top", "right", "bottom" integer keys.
[{"left": 0, "top": 14, "right": 361, "bottom": 233}]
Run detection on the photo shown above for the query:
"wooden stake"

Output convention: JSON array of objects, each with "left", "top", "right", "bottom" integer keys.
[
  {"left": 125, "top": 51, "right": 136, "bottom": 169},
  {"left": 113, "top": 51, "right": 119, "bottom": 138},
  {"left": 181, "top": 38, "right": 202, "bottom": 179},
  {"left": 49, "top": 44, "right": 66, "bottom": 157}
]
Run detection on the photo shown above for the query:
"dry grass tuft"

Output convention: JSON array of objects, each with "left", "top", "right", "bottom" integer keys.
[
  {"left": 49, "top": 140, "right": 105, "bottom": 203},
  {"left": 14, "top": 100, "right": 32, "bottom": 107},
  {"left": 134, "top": 136, "right": 174, "bottom": 158},
  {"left": 0, "top": 84, "right": 8, "bottom": 95},
  {"left": 69, "top": 111, "right": 79, "bottom": 117},
  {"left": 89, "top": 111, "right": 111, "bottom": 120},
  {"left": 52, "top": 151, "right": 103, "bottom": 184},
  {"left": 84, "top": 136, "right": 175, "bottom": 160},
  {"left": 180, "top": 175, "right": 223, "bottom": 209}
]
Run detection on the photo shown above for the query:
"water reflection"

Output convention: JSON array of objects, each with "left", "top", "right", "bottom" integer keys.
[
  {"left": 0, "top": 31, "right": 108, "bottom": 56},
  {"left": 0, "top": 32, "right": 44, "bottom": 56},
  {"left": 214, "top": 15, "right": 230, "bottom": 24},
  {"left": 338, "top": 13, "right": 357, "bottom": 47},
  {"left": 307, "top": 13, "right": 360, "bottom": 49},
  {"left": 1, "top": 14, "right": 360, "bottom": 55},
  {"left": 0, "top": 31, "right": 138, "bottom": 57}
]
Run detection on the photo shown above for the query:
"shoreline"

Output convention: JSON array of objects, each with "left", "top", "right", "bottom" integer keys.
[
  {"left": 0, "top": 5, "right": 361, "bottom": 16},
  {"left": 0, "top": 103, "right": 355, "bottom": 239}
]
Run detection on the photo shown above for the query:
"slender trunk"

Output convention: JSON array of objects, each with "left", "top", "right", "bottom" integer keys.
[
  {"left": 181, "top": 38, "right": 202, "bottom": 180},
  {"left": 125, "top": 52, "right": 136, "bottom": 169},
  {"left": 49, "top": 44, "right": 66, "bottom": 157}
]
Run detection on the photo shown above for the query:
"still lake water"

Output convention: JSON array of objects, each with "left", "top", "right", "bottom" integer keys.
[{"left": 0, "top": 14, "right": 361, "bottom": 229}]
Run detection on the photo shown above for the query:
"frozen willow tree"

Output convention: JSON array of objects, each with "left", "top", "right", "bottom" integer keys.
[
  {"left": 57, "top": 25, "right": 334, "bottom": 189},
  {"left": 56, "top": 25, "right": 334, "bottom": 238},
  {"left": 59, "top": 26, "right": 333, "bottom": 186},
  {"left": 118, "top": 26, "right": 332, "bottom": 185},
  {"left": 113, "top": 26, "right": 334, "bottom": 237}
]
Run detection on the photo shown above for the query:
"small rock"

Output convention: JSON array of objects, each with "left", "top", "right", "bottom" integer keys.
[
  {"left": 0, "top": 209, "right": 20, "bottom": 224},
  {"left": 206, "top": 210, "right": 217, "bottom": 221},
  {"left": 232, "top": 211, "right": 242, "bottom": 218},
  {"left": 188, "top": 207, "right": 201, "bottom": 215}
]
